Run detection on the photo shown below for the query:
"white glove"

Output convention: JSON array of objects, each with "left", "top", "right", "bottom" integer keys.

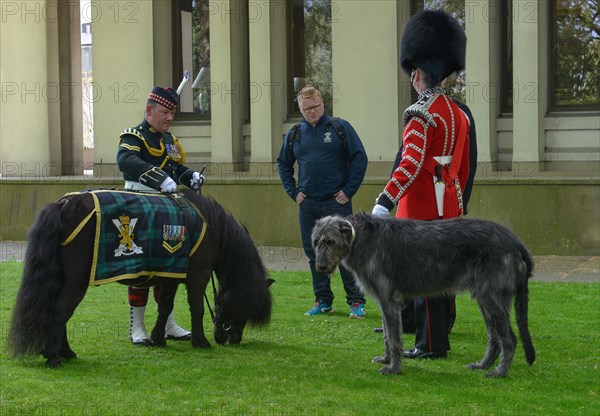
[
  {"left": 372, "top": 204, "right": 390, "bottom": 217},
  {"left": 160, "top": 177, "right": 177, "bottom": 193},
  {"left": 190, "top": 171, "right": 205, "bottom": 191}
]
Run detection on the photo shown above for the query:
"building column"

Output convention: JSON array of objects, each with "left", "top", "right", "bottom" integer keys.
[
  {"left": 511, "top": 0, "right": 547, "bottom": 172},
  {"left": 332, "top": 0, "right": 407, "bottom": 177},
  {"left": 465, "top": 0, "right": 502, "bottom": 169},
  {"left": 209, "top": 0, "right": 248, "bottom": 165},
  {"left": 248, "top": 1, "right": 287, "bottom": 163},
  {"left": 0, "top": 0, "right": 53, "bottom": 177},
  {"left": 91, "top": 1, "right": 154, "bottom": 177}
]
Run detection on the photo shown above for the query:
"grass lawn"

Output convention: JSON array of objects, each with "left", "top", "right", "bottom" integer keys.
[{"left": 0, "top": 261, "right": 598, "bottom": 415}]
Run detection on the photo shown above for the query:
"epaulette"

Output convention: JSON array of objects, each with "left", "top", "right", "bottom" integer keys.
[
  {"left": 119, "top": 127, "right": 145, "bottom": 142},
  {"left": 402, "top": 87, "right": 446, "bottom": 127},
  {"left": 119, "top": 127, "right": 165, "bottom": 157}
]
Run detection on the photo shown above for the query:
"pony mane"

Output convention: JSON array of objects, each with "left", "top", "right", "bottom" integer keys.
[{"left": 182, "top": 190, "right": 272, "bottom": 325}]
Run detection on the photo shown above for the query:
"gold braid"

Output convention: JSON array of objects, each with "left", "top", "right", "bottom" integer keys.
[{"left": 119, "top": 128, "right": 165, "bottom": 157}]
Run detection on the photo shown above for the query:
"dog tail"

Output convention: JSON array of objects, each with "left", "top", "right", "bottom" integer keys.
[
  {"left": 519, "top": 243, "right": 534, "bottom": 280},
  {"left": 515, "top": 245, "right": 535, "bottom": 365}
]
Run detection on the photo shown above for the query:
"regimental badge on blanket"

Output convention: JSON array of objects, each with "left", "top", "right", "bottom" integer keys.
[{"left": 112, "top": 214, "right": 144, "bottom": 256}]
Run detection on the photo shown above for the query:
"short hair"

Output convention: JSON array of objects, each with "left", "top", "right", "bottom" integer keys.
[{"left": 297, "top": 86, "right": 322, "bottom": 103}]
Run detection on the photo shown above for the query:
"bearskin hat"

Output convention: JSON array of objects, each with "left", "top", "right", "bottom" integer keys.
[{"left": 400, "top": 9, "right": 466, "bottom": 88}]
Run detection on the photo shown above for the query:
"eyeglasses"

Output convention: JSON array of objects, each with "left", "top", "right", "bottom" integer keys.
[
  {"left": 302, "top": 103, "right": 322, "bottom": 113},
  {"left": 410, "top": 69, "right": 417, "bottom": 83}
]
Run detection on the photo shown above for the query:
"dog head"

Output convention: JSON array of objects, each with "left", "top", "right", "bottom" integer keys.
[{"left": 312, "top": 216, "right": 354, "bottom": 275}]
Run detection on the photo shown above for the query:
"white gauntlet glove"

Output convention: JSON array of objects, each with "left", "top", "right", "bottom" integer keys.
[
  {"left": 160, "top": 177, "right": 177, "bottom": 193},
  {"left": 371, "top": 204, "right": 390, "bottom": 217},
  {"left": 190, "top": 171, "right": 205, "bottom": 191}
]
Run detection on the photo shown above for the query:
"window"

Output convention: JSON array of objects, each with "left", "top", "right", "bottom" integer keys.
[
  {"left": 500, "top": 0, "right": 514, "bottom": 114},
  {"left": 287, "top": 0, "right": 333, "bottom": 116},
  {"left": 173, "top": 0, "right": 211, "bottom": 118},
  {"left": 550, "top": 0, "right": 600, "bottom": 110}
]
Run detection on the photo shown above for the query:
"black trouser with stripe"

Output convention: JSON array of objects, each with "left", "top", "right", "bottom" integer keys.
[{"left": 403, "top": 296, "right": 456, "bottom": 353}]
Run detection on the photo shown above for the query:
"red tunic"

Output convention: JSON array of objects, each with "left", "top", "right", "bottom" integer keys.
[{"left": 382, "top": 89, "right": 470, "bottom": 220}]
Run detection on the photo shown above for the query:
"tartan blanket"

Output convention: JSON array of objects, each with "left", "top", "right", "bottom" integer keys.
[{"left": 75, "top": 190, "right": 206, "bottom": 285}]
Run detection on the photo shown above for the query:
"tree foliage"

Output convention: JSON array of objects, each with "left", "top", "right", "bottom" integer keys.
[
  {"left": 303, "top": 0, "right": 334, "bottom": 114},
  {"left": 555, "top": 0, "right": 600, "bottom": 106},
  {"left": 192, "top": 0, "right": 211, "bottom": 115}
]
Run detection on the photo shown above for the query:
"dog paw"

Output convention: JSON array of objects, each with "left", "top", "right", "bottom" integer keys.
[
  {"left": 485, "top": 369, "right": 508, "bottom": 378},
  {"left": 467, "top": 362, "right": 484, "bottom": 370},
  {"left": 372, "top": 355, "right": 389, "bottom": 364},
  {"left": 379, "top": 366, "right": 401, "bottom": 375}
]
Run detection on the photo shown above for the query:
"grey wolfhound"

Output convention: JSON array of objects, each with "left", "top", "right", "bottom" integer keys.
[{"left": 312, "top": 213, "right": 535, "bottom": 377}]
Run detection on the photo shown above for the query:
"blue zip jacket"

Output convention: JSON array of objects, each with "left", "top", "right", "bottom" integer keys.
[{"left": 277, "top": 115, "right": 368, "bottom": 201}]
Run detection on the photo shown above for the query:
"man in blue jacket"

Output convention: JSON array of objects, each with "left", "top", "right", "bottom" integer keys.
[{"left": 277, "top": 86, "right": 368, "bottom": 317}]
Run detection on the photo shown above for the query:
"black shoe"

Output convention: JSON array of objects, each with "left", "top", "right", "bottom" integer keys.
[
  {"left": 165, "top": 333, "right": 192, "bottom": 341},
  {"left": 403, "top": 348, "right": 447, "bottom": 359},
  {"left": 373, "top": 326, "right": 415, "bottom": 334}
]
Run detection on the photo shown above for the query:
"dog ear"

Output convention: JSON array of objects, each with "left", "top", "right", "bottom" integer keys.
[{"left": 339, "top": 221, "right": 353, "bottom": 243}]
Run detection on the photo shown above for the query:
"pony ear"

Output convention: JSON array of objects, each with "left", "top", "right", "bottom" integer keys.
[{"left": 266, "top": 278, "right": 275, "bottom": 287}]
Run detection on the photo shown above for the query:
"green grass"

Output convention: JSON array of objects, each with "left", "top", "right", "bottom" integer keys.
[{"left": 0, "top": 261, "right": 599, "bottom": 415}]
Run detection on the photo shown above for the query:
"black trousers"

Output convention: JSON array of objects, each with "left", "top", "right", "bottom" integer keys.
[{"left": 403, "top": 295, "right": 456, "bottom": 353}]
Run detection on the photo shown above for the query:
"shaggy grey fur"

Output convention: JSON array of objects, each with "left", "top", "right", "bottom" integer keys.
[{"left": 312, "top": 213, "right": 536, "bottom": 377}]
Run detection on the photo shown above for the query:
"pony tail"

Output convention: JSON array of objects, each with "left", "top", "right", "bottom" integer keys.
[{"left": 7, "top": 202, "right": 64, "bottom": 357}]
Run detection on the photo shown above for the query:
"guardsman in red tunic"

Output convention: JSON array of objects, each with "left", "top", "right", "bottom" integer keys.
[
  {"left": 372, "top": 9, "right": 470, "bottom": 359},
  {"left": 117, "top": 86, "right": 205, "bottom": 345}
]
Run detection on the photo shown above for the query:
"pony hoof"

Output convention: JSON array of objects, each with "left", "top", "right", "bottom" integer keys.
[
  {"left": 372, "top": 355, "right": 389, "bottom": 364},
  {"left": 192, "top": 340, "right": 212, "bottom": 349},
  {"left": 46, "top": 358, "right": 62, "bottom": 368},
  {"left": 61, "top": 350, "right": 77, "bottom": 359},
  {"left": 379, "top": 366, "right": 401, "bottom": 375}
]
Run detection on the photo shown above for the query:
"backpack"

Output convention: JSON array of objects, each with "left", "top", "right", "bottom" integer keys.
[{"left": 287, "top": 117, "right": 346, "bottom": 152}]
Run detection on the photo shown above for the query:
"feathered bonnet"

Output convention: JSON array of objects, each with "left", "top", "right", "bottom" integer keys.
[{"left": 400, "top": 9, "right": 466, "bottom": 88}]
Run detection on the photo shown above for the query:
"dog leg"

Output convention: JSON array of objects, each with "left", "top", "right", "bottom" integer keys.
[
  {"left": 467, "top": 328, "right": 500, "bottom": 371},
  {"left": 485, "top": 296, "right": 517, "bottom": 378},
  {"left": 377, "top": 302, "right": 403, "bottom": 375},
  {"left": 468, "top": 301, "right": 500, "bottom": 371},
  {"left": 372, "top": 305, "right": 391, "bottom": 365}
]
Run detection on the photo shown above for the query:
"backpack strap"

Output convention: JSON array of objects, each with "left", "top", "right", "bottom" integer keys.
[
  {"left": 288, "top": 123, "right": 301, "bottom": 152},
  {"left": 329, "top": 117, "right": 346, "bottom": 151}
]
